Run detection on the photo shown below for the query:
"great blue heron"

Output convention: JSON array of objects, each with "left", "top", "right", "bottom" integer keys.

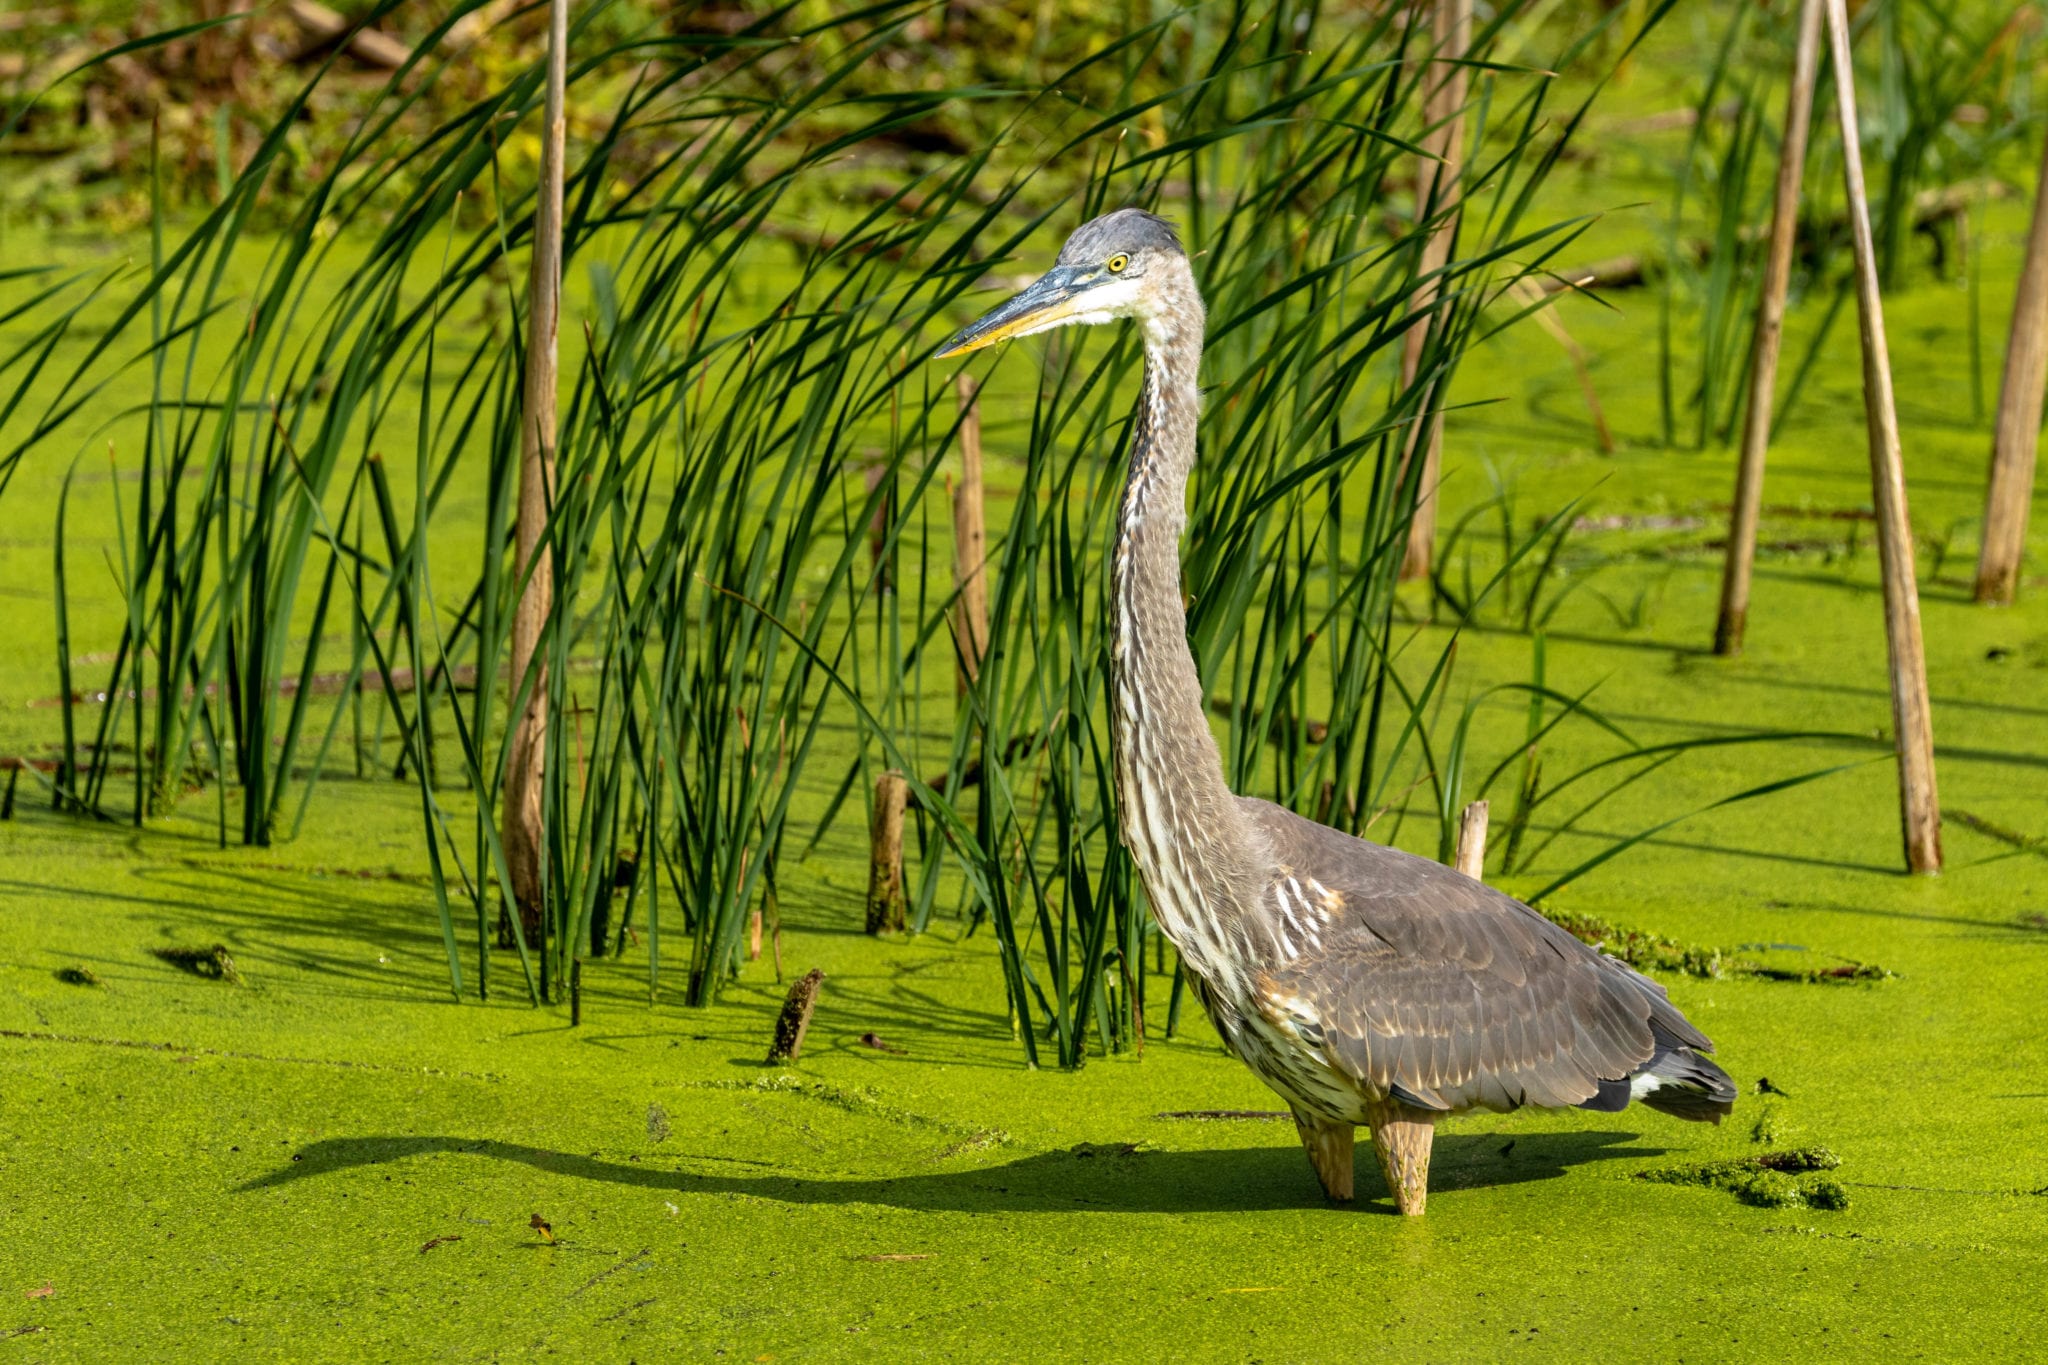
[{"left": 936, "top": 208, "right": 1735, "bottom": 1215}]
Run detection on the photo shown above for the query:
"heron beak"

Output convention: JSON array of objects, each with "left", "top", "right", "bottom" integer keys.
[{"left": 933, "top": 266, "right": 1091, "bottom": 359}]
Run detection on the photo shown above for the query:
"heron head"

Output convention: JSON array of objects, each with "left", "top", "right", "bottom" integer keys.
[{"left": 934, "top": 208, "right": 1189, "bottom": 359}]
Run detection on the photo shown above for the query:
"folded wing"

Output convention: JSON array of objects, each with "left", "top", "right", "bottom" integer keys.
[{"left": 1242, "top": 797, "right": 1728, "bottom": 1118}]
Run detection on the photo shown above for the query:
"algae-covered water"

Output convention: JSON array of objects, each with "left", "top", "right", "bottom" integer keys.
[
  {"left": 5, "top": 590, "right": 2048, "bottom": 1361},
  {"left": 5, "top": 26, "right": 2048, "bottom": 1365}
]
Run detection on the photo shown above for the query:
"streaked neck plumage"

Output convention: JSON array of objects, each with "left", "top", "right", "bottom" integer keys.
[{"left": 1109, "top": 264, "right": 1266, "bottom": 987}]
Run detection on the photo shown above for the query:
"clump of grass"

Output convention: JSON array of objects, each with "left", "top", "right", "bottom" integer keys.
[
  {"left": 1637, "top": 1146, "right": 1847, "bottom": 1211},
  {"left": 1540, "top": 907, "right": 1729, "bottom": 977},
  {"left": 1742, "top": 958, "right": 1892, "bottom": 984},
  {"left": 1540, "top": 905, "right": 1891, "bottom": 983},
  {"left": 148, "top": 943, "right": 241, "bottom": 983}
]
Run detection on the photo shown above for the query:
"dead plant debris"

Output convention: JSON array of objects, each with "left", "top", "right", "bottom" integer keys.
[
  {"left": 1539, "top": 908, "right": 1890, "bottom": 984},
  {"left": 1635, "top": 1147, "right": 1848, "bottom": 1211},
  {"left": 149, "top": 944, "right": 241, "bottom": 984},
  {"left": 1069, "top": 1141, "right": 1147, "bottom": 1159}
]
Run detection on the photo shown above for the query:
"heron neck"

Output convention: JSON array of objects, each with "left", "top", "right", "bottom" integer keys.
[{"left": 1110, "top": 310, "right": 1262, "bottom": 967}]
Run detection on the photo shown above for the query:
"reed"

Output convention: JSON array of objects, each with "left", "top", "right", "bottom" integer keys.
[
  {"left": 1975, "top": 126, "right": 2048, "bottom": 605},
  {"left": 6, "top": 0, "right": 1877, "bottom": 1062}
]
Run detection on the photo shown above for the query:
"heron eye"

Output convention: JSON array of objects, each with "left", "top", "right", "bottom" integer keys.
[{"left": 1106, "top": 254, "right": 1129, "bottom": 273}]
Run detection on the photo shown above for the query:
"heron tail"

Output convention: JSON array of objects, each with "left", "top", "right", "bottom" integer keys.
[{"left": 1633, "top": 1046, "right": 1738, "bottom": 1124}]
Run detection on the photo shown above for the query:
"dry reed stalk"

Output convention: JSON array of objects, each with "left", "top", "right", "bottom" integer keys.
[
  {"left": 1399, "top": 0, "right": 1473, "bottom": 581},
  {"left": 503, "top": 0, "right": 570, "bottom": 943},
  {"left": 1974, "top": 129, "right": 2048, "bottom": 605},
  {"left": 1504, "top": 278, "right": 1614, "bottom": 453},
  {"left": 863, "top": 459, "right": 892, "bottom": 590},
  {"left": 952, "top": 375, "right": 990, "bottom": 691},
  {"left": 1824, "top": 0, "right": 1942, "bottom": 873},
  {"left": 1716, "top": 0, "right": 1824, "bottom": 656},
  {"left": 864, "top": 769, "right": 908, "bottom": 934},
  {"left": 1454, "top": 799, "right": 1489, "bottom": 880},
  {"left": 744, "top": 846, "right": 762, "bottom": 960}
]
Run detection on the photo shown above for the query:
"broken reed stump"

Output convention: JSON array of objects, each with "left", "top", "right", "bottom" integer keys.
[
  {"left": 1974, "top": 126, "right": 2048, "bottom": 605},
  {"left": 1397, "top": 0, "right": 1472, "bottom": 582},
  {"left": 1824, "top": 0, "right": 1942, "bottom": 874},
  {"left": 864, "top": 769, "right": 908, "bottom": 934},
  {"left": 1716, "top": 0, "right": 1824, "bottom": 657},
  {"left": 952, "top": 374, "right": 990, "bottom": 692},
  {"left": 767, "top": 968, "right": 825, "bottom": 1064},
  {"left": 1454, "top": 799, "right": 1490, "bottom": 881}
]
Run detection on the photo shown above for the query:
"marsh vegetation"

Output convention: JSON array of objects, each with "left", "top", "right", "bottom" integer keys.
[{"left": 1, "top": 0, "right": 2044, "bottom": 1357}]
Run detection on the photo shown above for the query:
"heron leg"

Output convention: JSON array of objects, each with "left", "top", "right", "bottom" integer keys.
[
  {"left": 1365, "top": 1098, "right": 1437, "bottom": 1216},
  {"left": 1290, "top": 1105, "right": 1355, "bottom": 1201}
]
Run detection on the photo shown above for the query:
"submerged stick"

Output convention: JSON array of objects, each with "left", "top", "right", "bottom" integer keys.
[
  {"left": 1398, "top": 0, "right": 1472, "bottom": 582},
  {"left": 1824, "top": 0, "right": 1942, "bottom": 874},
  {"left": 952, "top": 375, "right": 990, "bottom": 691},
  {"left": 503, "top": 0, "right": 571, "bottom": 947},
  {"left": 865, "top": 769, "right": 908, "bottom": 934},
  {"left": 1974, "top": 128, "right": 2048, "bottom": 605},
  {"left": 1454, "top": 799, "right": 1489, "bottom": 880},
  {"left": 1716, "top": 0, "right": 1823, "bottom": 656},
  {"left": 766, "top": 968, "right": 825, "bottom": 1064}
]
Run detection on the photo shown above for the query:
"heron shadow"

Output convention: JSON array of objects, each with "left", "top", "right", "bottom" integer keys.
[{"left": 237, "top": 1128, "right": 1662, "bottom": 1215}]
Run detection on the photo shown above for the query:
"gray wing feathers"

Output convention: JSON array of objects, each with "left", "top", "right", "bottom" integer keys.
[{"left": 1241, "top": 797, "right": 1713, "bottom": 1115}]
